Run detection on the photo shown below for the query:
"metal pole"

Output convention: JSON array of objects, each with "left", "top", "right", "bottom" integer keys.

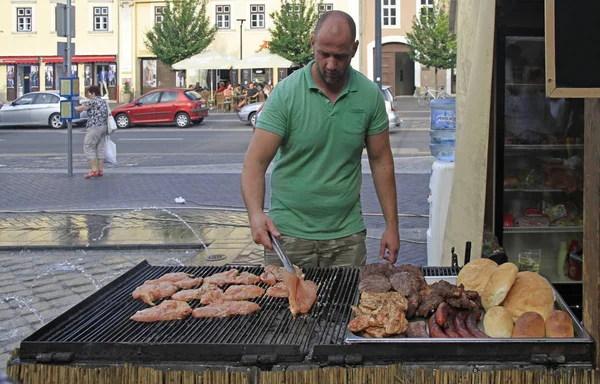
[
  {"left": 67, "top": 0, "right": 73, "bottom": 176},
  {"left": 238, "top": 19, "right": 245, "bottom": 60},
  {"left": 374, "top": 0, "right": 382, "bottom": 89}
]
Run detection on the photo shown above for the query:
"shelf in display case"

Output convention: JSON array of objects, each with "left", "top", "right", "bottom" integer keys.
[
  {"left": 503, "top": 226, "right": 583, "bottom": 234},
  {"left": 504, "top": 144, "right": 584, "bottom": 151},
  {"left": 505, "top": 83, "right": 546, "bottom": 90},
  {"left": 504, "top": 187, "right": 573, "bottom": 193}
]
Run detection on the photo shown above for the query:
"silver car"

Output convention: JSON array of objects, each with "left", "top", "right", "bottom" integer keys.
[
  {"left": 0, "top": 91, "right": 86, "bottom": 128},
  {"left": 236, "top": 101, "right": 264, "bottom": 128}
]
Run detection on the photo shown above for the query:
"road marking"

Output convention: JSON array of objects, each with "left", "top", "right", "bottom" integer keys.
[{"left": 117, "top": 138, "right": 184, "bottom": 141}]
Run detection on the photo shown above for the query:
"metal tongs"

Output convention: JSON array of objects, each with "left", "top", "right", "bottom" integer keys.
[{"left": 268, "top": 232, "right": 295, "bottom": 274}]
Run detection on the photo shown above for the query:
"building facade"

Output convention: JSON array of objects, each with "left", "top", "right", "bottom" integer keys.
[
  {"left": 359, "top": 0, "right": 453, "bottom": 96},
  {"left": 0, "top": 0, "right": 120, "bottom": 102}
]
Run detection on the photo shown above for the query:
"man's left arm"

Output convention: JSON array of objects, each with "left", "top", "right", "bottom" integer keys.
[{"left": 365, "top": 94, "right": 400, "bottom": 264}]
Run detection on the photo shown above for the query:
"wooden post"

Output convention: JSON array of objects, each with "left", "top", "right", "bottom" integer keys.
[{"left": 583, "top": 98, "right": 600, "bottom": 368}]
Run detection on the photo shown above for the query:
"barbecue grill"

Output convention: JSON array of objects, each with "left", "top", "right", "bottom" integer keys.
[{"left": 17, "top": 261, "right": 593, "bottom": 367}]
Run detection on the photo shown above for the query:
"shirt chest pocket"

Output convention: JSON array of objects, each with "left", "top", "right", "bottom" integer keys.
[{"left": 342, "top": 108, "right": 367, "bottom": 136}]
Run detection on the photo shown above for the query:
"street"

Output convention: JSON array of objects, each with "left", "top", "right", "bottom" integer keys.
[{"left": 0, "top": 97, "right": 434, "bottom": 365}]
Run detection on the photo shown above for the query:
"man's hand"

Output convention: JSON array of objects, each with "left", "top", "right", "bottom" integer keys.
[
  {"left": 249, "top": 212, "right": 281, "bottom": 250},
  {"left": 379, "top": 227, "right": 400, "bottom": 264}
]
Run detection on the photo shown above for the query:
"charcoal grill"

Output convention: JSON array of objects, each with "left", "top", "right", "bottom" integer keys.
[{"left": 18, "top": 262, "right": 592, "bottom": 367}]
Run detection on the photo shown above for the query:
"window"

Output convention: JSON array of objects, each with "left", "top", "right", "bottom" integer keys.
[
  {"left": 15, "top": 94, "right": 36, "bottom": 106},
  {"left": 318, "top": 3, "right": 333, "bottom": 14},
  {"left": 216, "top": 5, "right": 230, "bottom": 29},
  {"left": 139, "top": 92, "right": 161, "bottom": 105},
  {"left": 250, "top": 5, "right": 265, "bottom": 29},
  {"left": 155, "top": 6, "right": 166, "bottom": 25},
  {"left": 160, "top": 92, "right": 178, "bottom": 103},
  {"left": 382, "top": 0, "right": 399, "bottom": 27},
  {"left": 421, "top": 0, "right": 434, "bottom": 14},
  {"left": 93, "top": 7, "right": 109, "bottom": 31},
  {"left": 35, "top": 93, "right": 59, "bottom": 105},
  {"left": 16, "top": 7, "right": 32, "bottom": 32}
]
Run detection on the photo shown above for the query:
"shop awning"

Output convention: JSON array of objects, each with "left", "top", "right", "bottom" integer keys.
[{"left": 0, "top": 55, "right": 116, "bottom": 64}]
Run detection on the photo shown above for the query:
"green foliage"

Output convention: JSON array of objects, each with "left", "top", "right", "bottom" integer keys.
[
  {"left": 123, "top": 80, "right": 132, "bottom": 94},
  {"left": 268, "top": 0, "right": 322, "bottom": 66},
  {"left": 406, "top": 2, "right": 456, "bottom": 87},
  {"left": 144, "top": 0, "right": 216, "bottom": 67}
]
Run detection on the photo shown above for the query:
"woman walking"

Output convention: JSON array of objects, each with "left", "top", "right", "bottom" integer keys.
[{"left": 75, "top": 85, "right": 109, "bottom": 179}]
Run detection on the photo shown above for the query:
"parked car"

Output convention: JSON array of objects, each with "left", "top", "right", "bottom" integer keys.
[
  {"left": 111, "top": 88, "right": 209, "bottom": 128},
  {"left": 0, "top": 91, "right": 87, "bottom": 128},
  {"left": 236, "top": 101, "right": 264, "bottom": 128},
  {"left": 381, "top": 85, "right": 401, "bottom": 129},
  {"left": 249, "top": 86, "right": 401, "bottom": 131}
]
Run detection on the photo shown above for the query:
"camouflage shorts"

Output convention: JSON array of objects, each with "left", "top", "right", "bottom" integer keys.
[{"left": 264, "top": 230, "right": 367, "bottom": 268}]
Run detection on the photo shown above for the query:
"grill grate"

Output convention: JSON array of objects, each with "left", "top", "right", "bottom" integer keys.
[
  {"left": 21, "top": 261, "right": 360, "bottom": 364},
  {"left": 421, "top": 266, "right": 460, "bottom": 276}
]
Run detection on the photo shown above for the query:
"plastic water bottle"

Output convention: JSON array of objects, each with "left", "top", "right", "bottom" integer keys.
[{"left": 429, "top": 98, "right": 456, "bottom": 162}]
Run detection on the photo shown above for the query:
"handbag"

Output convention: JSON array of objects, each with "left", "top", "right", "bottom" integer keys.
[
  {"left": 105, "top": 136, "right": 117, "bottom": 164},
  {"left": 106, "top": 101, "right": 118, "bottom": 134}
]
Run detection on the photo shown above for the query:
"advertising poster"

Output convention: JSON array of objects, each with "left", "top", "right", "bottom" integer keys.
[{"left": 143, "top": 59, "right": 157, "bottom": 87}]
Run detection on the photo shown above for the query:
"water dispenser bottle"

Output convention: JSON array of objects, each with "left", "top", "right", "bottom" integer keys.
[{"left": 429, "top": 98, "right": 456, "bottom": 162}]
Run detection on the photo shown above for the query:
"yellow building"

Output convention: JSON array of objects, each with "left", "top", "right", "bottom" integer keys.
[
  {"left": 124, "top": 0, "right": 360, "bottom": 97},
  {"left": 0, "top": 0, "right": 120, "bottom": 102}
]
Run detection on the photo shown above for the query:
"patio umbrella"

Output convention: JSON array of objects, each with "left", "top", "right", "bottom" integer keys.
[
  {"left": 232, "top": 50, "right": 294, "bottom": 70},
  {"left": 172, "top": 50, "right": 240, "bottom": 94}
]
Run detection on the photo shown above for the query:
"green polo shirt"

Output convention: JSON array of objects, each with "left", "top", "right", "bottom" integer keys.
[{"left": 256, "top": 61, "right": 389, "bottom": 240}]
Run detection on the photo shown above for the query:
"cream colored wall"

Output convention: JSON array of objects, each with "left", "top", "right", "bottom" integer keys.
[
  {"left": 0, "top": 1, "right": 118, "bottom": 56},
  {"left": 0, "top": 66, "right": 6, "bottom": 102}
]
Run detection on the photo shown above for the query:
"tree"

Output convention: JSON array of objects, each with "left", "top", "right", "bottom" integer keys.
[
  {"left": 405, "top": 2, "right": 456, "bottom": 90},
  {"left": 145, "top": 0, "right": 216, "bottom": 67},
  {"left": 268, "top": 0, "right": 322, "bottom": 66}
]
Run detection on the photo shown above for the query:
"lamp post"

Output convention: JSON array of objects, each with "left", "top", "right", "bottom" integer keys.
[{"left": 236, "top": 19, "right": 246, "bottom": 60}]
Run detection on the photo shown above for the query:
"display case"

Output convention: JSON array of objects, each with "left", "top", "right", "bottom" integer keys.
[{"left": 496, "top": 34, "right": 585, "bottom": 284}]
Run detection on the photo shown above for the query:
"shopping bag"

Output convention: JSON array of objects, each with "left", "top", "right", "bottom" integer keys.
[
  {"left": 106, "top": 100, "right": 118, "bottom": 134},
  {"left": 105, "top": 136, "right": 117, "bottom": 164}
]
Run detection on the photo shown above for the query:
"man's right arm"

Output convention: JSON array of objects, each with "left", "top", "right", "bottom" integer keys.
[{"left": 241, "top": 130, "right": 283, "bottom": 249}]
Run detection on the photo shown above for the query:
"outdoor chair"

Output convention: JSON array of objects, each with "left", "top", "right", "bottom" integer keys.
[{"left": 215, "top": 93, "right": 227, "bottom": 113}]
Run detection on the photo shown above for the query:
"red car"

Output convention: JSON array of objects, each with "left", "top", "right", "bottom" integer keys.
[{"left": 111, "top": 88, "right": 209, "bottom": 128}]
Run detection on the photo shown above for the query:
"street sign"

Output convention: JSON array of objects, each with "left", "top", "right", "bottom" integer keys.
[
  {"left": 57, "top": 42, "right": 75, "bottom": 57},
  {"left": 59, "top": 77, "right": 80, "bottom": 97},
  {"left": 55, "top": 4, "right": 76, "bottom": 38}
]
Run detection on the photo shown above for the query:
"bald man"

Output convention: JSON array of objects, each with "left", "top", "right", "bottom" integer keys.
[{"left": 241, "top": 11, "right": 400, "bottom": 267}]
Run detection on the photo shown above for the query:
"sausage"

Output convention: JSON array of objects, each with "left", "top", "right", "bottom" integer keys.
[
  {"left": 454, "top": 310, "right": 472, "bottom": 338},
  {"left": 435, "top": 302, "right": 451, "bottom": 327},
  {"left": 428, "top": 313, "right": 448, "bottom": 338},
  {"left": 443, "top": 310, "right": 461, "bottom": 338},
  {"left": 466, "top": 310, "right": 489, "bottom": 338}
]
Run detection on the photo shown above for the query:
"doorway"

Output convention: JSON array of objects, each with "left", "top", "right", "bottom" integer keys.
[{"left": 377, "top": 43, "right": 415, "bottom": 96}]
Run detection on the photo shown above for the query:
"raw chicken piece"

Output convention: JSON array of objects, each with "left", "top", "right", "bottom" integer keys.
[
  {"left": 200, "top": 287, "right": 225, "bottom": 304},
  {"left": 171, "top": 284, "right": 219, "bottom": 301},
  {"left": 284, "top": 270, "right": 318, "bottom": 317},
  {"left": 232, "top": 271, "right": 261, "bottom": 285},
  {"left": 265, "top": 282, "right": 289, "bottom": 298},
  {"left": 204, "top": 270, "right": 239, "bottom": 286},
  {"left": 172, "top": 277, "right": 203, "bottom": 289},
  {"left": 130, "top": 300, "right": 192, "bottom": 322},
  {"left": 260, "top": 265, "right": 303, "bottom": 285},
  {"left": 132, "top": 281, "right": 179, "bottom": 306},
  {"left": 192, "top": 301, "right": 261, "bottom": 318},
  {"left": 145, "top": 272, "right": 195, "bottom": 284},
  {"left": 223, "top": 285, "right": 265, "bottom": 301}
]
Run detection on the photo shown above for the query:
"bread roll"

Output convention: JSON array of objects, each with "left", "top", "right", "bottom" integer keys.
[
  {"left": 545, "top": 310, "right": 574, "bottom": 338},
  {"left": 483, "top": 306, "right": 514, "bottom": 338},
  {"left": 512, "top": 312, "right": 545, "bottom": 338},
  {"left": 456, "top": 258, "right": 498, "bottom": 295},
  {"left": 482, "top": 262, "right": 518, "bottom": 309},
  {"left": 502, "top": 271, "right": 554, "bottom": 322}
]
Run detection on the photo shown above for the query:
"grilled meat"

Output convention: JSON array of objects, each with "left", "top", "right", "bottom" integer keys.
[
  {"left": 415, "top": 293, "right": 445, "bottom": 317},
  {"left": 200, "top": 287, "right": 225, "bottom": 304},
  {"left": 171, "top": 284, "right": 218, "bottom": 301},
  {"left": 360, "top": 291, "right": 408, "bottom": 312},
  {"left": 130, "top": 300, "right": 192, "bottom": 322},
  {"left": 405, "top": 294, "right": 420, "bottom": 319},
  {"left": 446, "top": 296, "right": 479, "bottom": 309},
  {"left": 145, "top": 272, "right": 196, "bottom": 284},
  {"left": 364, "top": 327, "right": 390, "bottom": 338},
  {"left": 132, "top": 281, "right": 179, "bottom": 306},
  {"left": 406, "top": 320, "right": 429, "bottom": 338},
  {"left": 265, "top": 282, "right": 289, "bottom": 298},
  {"left": 232, "top": 271, "right": 261, "bottom": 285},
  {"left": 223, "top": 285, "right": 265, "bottom": 301},
  {"left": 359, "top": 274, "right": 391, "bottom": 293},
  {"left": 192, "top": 301, "right": 260, "bottom": 318},
  {"left": 284, "top": 270, "right": 318, "bottom": 317},
  {"left": 392, "top": 264, "right": 424, "bottom": 278},
  {"left": 359, "top": 263, "right": 394, "bottom": 280},
  {"left": 430, "top": 280, "right": 463, "bottom": 298},
  {"left": 204, "top": 270, "right": 239, "bottom": 286},
  {"left": 389, "top": 271, "right": 421, "bottom": 296},
  {"left": 348, "top": 300, "right": 408, "bottom": 336},
  {"left": 172, "top": 277, "right": 203, "bottom": 289}
]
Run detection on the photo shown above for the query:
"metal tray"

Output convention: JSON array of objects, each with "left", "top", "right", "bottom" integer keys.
[{"left": 345, "top": 276, "right": 592, "bottom": 344}]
